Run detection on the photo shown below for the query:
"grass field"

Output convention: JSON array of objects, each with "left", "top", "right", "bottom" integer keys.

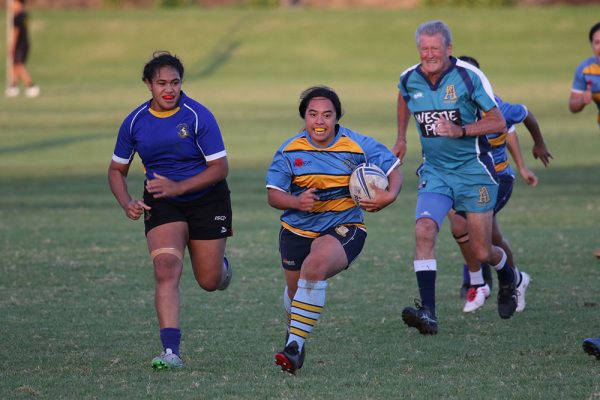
[{"left": 1, "top": 6, "right": 600, "bottom": 399}]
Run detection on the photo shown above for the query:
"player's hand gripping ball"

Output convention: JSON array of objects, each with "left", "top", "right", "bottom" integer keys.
[{"left": 349, "top": 163, "right": 388, "bottom": 206}]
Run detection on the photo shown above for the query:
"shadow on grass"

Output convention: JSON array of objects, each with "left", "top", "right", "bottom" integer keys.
[
  {"left": 0, "top": 133, "right": 110, "bottom": 156},
  {"left": 190, "top": 14, "right": 250, "bottom": 80}
]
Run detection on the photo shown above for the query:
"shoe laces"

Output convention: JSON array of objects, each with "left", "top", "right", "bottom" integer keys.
[{"left": 413, "top": 299, "right": 424, "bottom": 310}]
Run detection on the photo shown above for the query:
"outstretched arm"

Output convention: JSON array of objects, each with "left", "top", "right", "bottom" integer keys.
[
  {"left": 506, "top": 130, "right": 538, "bottom": 187},
  {"left": 569, "top": 81, "right": 593, "bottom": 113},
  {"left": 522, "top": 110, "right": 552, "bottom": 167},
  {"left": 392, "top": 93, "right": 410, "bottom": 162}
]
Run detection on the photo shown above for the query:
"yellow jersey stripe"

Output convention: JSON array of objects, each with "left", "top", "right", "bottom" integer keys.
[
  {"left": 487, "top": 132, "right": 507, "bottom": 148},
  {"left": 583, "top": 64, "right": 600, "bottom": 75},
  {"left": 281, "top": 221, "right": 319, "bottom": 238},
  {"left": 281, "top": 221, "right": 366, "bottom": 238},
  {"left": 283, "top": 136, "right": 364, "bottom": 153},
  {"left": 494, "top": 160, "right": 509, "bottom": 173},
  {"left": 312, "top": 198, "right": 356, "bottom": 213},
  {"left": 293, "top": 174, "right": 349, "bottom": 189}
]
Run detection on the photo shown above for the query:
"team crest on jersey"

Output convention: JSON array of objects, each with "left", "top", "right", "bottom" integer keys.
[
  {"left": 335, "top": 225, "right": 350, "bottom": 237},
  {"left": 444, "top": 85, "right": 458, "bottom": 102},
  {"left": 294, "top": 158, "right": 312, "bottom": 168},
  {"left": 177, "top": 123, "right": 190, "bottom": 138},
  {"left": 478, "top": 187, "right": 491, "bottom": 205}
]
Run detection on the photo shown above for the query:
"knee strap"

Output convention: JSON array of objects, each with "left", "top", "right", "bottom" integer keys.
[
  {"left": 453, "top": 233, "right": 469, "bottom": 245},
  {"left": 150, "top": 247, "right": 183, "bottom": 261}
]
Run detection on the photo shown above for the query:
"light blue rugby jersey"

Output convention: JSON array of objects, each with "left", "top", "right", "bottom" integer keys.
[
  {"left": 266, "top": 125, "right": 400, "bottom": 238},
  {"left": 112, "top": 92, "right": 227, "bottom": 202},
  {"left": 398, "top": 56, "right": 498, "bottom": 170},
  {"left": 487, "top": 95, "right": 528, "bottom": 178},
  {"left": 571, "top": 55, "right": 600, "bottom": 123}
]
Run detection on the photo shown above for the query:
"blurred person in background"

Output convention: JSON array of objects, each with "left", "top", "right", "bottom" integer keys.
[
  {"left": 569, "top": 21, "right": 600, "bottom": 360},
  {"left": 5, "top": 0, "right": 39, "bottom": 98},
  {"left": 569, "top": 21, "right": 600, "bottom": 260}
]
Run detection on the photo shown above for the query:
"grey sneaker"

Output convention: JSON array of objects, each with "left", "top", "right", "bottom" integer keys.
[
  {"left": 218, "top": 256, "right": 232, "bottom": 291},
  {"left": 151, "top": 348, "right": 184, "bottom": 370}
]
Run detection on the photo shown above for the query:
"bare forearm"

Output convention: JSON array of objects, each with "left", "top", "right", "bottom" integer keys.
[
  {"left": 463, "top": 107, "right": 506, "bottom": 137},
  {"left": 108, "top": 167, "right": 133, "bottom": 209},
  {"left": 177, "top": 158, "right": 228, "bottom": 195}
]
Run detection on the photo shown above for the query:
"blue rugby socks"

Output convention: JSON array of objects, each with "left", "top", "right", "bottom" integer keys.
[{"left": 160, "top": 327, "right": 181, "bottom": 356}]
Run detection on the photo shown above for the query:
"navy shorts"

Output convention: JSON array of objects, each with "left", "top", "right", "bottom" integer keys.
[
  {"left": 143, "top": 180, "right": 233, "bottom": 240},
  {"left": 278, "top": 225, "right": 367, "bottom": 271},
  {"left": 493, "top": 173, "right": 514, "bottom": 215}
]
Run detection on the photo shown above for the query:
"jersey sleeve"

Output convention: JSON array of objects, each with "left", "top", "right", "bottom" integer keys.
[
  {"left": 572, "top": 59, "right": 589, "bottom": 92},
  {"left": 355, "top": 133, "right": 401, "bottom": 176},
  {"left": 195, "top": 107, "right": 226, "bottom": 162},
  {"left": 498, "top": 101, "right": 528, "bottom": 128},
  {"left": 470, "top": 70, "right": 497, "bottom": 112},
  {"left": 112, "top": 116, "right": 136, "bottom": 165},
  {"left": 266, "top": 147, "right": 292, "bottom": 192}
]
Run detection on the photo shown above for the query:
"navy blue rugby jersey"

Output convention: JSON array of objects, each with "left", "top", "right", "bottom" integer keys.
[{"left": 112, "top": 92, "right": 226, "bottom": 202}]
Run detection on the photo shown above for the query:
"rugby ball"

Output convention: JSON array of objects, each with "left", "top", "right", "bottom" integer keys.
[{"left": 349, "top": 163, "right": 388, "bottom": 205}]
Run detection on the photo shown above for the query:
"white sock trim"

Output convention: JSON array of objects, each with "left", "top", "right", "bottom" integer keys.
[
  {"left": 491, "top": 249, "right": 507, "bottom": 271},
  {"left": 414, "top": 259, "right": 437, "bottom": 272},
  {"left": 469, "top": 269, "right": 485, "bottom": 286},
  {"left": 298, "top": 279, "right": 328, "bottom": 290}
]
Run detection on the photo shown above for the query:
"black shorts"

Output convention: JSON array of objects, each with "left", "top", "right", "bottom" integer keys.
[
  {"left": 143, "top": 180, "right": 233, "bottom": 240},
  {"left": 278, "top": 225, "right": 367, "bottom": 271},
  {"left": 13, "top": 43, "right": 29, "bottom": 64}
]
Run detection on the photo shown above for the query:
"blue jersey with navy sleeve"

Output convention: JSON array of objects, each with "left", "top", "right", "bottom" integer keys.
[
  {"left": 398, "top": 57, "right": 497, "bottom": 170},
  {"left": 487, "top": 95, "right": 528, "bottom": 177},
  {"left": 266, "top": 125, "right": 400, "bottom": 238},
  {"left": 571, "top": 55, "right": 600, "bottom": 122},
  {"left": 112, "top": 92, "right": 226, "bottom": 202}
]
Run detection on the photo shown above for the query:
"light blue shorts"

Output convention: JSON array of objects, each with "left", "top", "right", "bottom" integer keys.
[{"left": 416, "top": 161, "right": 498, "bottom": 216}]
